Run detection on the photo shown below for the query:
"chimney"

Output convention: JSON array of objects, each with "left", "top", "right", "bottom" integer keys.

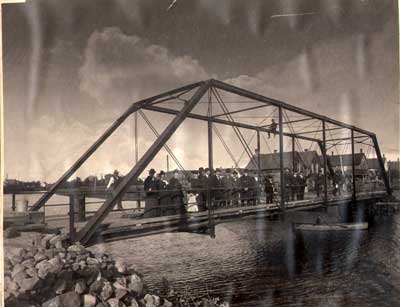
[
  {"left": 360, "top": 148, "right": 363, "bottom": 154},
  {"left": 331, "top": 151, "right": 334, "bottom": 156},
  {"left": 274, "top": 149, "right": 278, "bottom": 154}
]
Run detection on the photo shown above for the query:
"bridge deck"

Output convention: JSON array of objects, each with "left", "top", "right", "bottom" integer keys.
[{"left": 41, "top": 191, "right": 386, "bottom": 244}]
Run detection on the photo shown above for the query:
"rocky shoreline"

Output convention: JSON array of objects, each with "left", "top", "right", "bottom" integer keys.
[{"left": 4, "top": 233, "right": 229, "bottom": 307}]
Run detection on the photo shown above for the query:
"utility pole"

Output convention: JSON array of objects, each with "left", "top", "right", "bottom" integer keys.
[
  {"left": 134, "top": 112, "right": 138, "bottom": 164},
  {"left": 166, "top": 155, "right": 170, "bottom": 172}
]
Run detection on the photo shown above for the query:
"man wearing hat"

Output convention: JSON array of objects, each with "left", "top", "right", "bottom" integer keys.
[
  {"left": 143, "top": 169, "right": 160, "bottom": 218},
  {"left": 221, "top": 169, "right": 234, "bottom": 207},
  {"left": 265, "top": 176, "right": 274, "bottom": 204},
  {"left": 207, "top": 168, "right": 221, "bottom": 208},
  {"left": 231, "top": 170, "right": 240, "bottom": 206}
]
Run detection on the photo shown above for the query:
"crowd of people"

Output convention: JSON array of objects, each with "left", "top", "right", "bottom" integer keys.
[
  {"left": 106, "top": 165, "right": 352, "bottom": 218},
  {"left": 138, "top": 167, "right": 286, "bottom": 218}
]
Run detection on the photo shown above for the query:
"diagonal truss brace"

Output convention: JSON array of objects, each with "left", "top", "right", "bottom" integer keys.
[
  {"left": 75, "top": 81, "right": 211, "bottom": 244},
  {"left": 30, "top": 81, "right": 204, "bottom": 212}
]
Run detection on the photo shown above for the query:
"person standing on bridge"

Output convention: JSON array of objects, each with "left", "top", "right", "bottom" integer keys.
[
  {"left": 315, "top": 169, "right": 324, "bottom": 198},
  {"left": 231, "top": 170, "right": 240, "bottom": 206},
  {"left": 143, "top": 169, "right": 160, "bottom": 218},
  {"left": 240, "top": 169, "right": 255, "bottom": 206},
  {"left": 283, "top": 168, "right": 292, "bottom": 202},
  {"left": 221, "top": 169, "right": 235, "bottom": 207},
  {"left": 195, "top": 167, "right": 208, "bottom": 212},
  {"left": 298, "top": 171, "right": 306, "bottom": 200},
  {"left": 208, "top": 168, "right": 223, "bottom": 208},
  {"left": 265, "top": 176, "right": 274, "bottom": 204},
  {"left": 158, "top": 171, "right": 171, "bottom": 216},
  {"left": 168, "top": 170, "right": 185, "bottom": 215},
  {"left": 107, "top": 170, "right": 123, "bottom": 210}
]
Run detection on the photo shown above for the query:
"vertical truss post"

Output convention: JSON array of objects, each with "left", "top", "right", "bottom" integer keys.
[
  {"left": 207, "top": 102, "right": 215, "bottom": 238},
  {"left": 257, "top": 130, "right": 261, "bottom": 204},
  {"left": 69, "top": 197, "right": 76, "bottom": 242},
  {"left": 292, "top": 136, "right": 296, "bottom": 173},
  {"left": 371, "top": 135, "right": 392, "bottom": 195},
  {"left": 75, "top": 82, "right": 210, "bottom": 244},
  {"left": 279, "top": 107, "right": 285, "bottom": 211},
  {"left": 208, "top": 121, "right": 213, "bottom": 171},
  {"left": 322, "top": 121, "right": 328, "bottom": 204},
  {"left": 351, "top": 130, "right": 357, "bottom": 202}
]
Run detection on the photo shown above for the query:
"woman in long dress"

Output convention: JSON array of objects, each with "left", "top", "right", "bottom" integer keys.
[{"left": 168, "top": 170, "right": 185, "bottom": 215}]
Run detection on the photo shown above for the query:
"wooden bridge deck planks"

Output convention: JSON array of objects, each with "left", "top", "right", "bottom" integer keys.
[{"left": 40, "top": 191, "right": 386, "bottom": 243}]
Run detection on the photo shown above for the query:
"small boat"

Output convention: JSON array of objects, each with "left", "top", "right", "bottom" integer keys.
[{"left": 293, "top": 222, "right": 368, "bottom": 232}]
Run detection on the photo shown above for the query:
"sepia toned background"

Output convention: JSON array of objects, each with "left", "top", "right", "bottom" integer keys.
[{"left": 3, "top": 0, "right": 399, "bottom": 182}]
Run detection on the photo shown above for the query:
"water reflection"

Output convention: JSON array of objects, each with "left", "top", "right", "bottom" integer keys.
[{"left": 90, "top": 206, "right": 400, "bottom": 307}]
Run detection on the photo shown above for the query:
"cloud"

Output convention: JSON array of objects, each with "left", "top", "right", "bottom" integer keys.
[
  {"left": 79, "top": 27, "right": 209, "bottom": 105},
  {"left": 222, "top": 18, "right": 398, "bottom": 158}
]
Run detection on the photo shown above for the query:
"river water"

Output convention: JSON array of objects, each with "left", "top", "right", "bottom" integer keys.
[
  {"left": 89, "top": 204, "right": 400, "bottom": 307},
  {"left": 4, "top": 194, "right": 400, "bottom": 306}
]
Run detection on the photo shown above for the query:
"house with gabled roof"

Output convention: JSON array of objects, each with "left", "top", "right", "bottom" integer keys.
[{"left": 325, "top": 149, "right": 368, "bottom": 178}]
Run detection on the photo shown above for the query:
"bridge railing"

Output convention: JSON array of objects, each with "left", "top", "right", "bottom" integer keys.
[{"left": 3, "top": 179, "right": 387, "bottom": 241}]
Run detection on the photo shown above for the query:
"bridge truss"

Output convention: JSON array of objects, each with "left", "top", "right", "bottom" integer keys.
[{"left": 30, "top": 79, "right": 391, "bottom": 244}]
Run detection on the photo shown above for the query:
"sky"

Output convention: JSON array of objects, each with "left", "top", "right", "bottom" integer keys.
[{"left": 3, "top": 0, "right": 399, "bottom": 182}]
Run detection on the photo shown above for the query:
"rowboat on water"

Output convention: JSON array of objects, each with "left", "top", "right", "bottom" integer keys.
[{"left": 293, "top": 222, "right": 368, "bottom": 232}]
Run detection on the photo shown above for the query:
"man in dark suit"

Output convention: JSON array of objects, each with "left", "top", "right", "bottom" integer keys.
[
  {"left": 221, "top": 169, "right": 235, "bottom": 207},
  {"left": 194, "top": 167, "right": 208, "bottom": 211},
  {"left": 265, "top": 176, "right": 274, "bottom": 204},
  {"left": 283, "top": 168, "right": 292, "bottom": 202},
  {"left": 143, "top": 169, "right": 160, "bottom": 218},
  {"left": 208, "top": 168, "right": 223, "bottom": 208}
]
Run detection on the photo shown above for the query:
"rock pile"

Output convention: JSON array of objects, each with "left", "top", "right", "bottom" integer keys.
[{"left": 4, "top": 233, "right": 172, "bottom": 307}]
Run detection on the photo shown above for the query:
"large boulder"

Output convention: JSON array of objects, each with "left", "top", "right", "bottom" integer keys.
[
  {"left": 59, "top": 291, "right": 82, "bottom": 307},
  {"left": 86, "top": 257, "right": 100, "bottom": 266},
  {"left": 34, "top": 252, "right": 47, "bottom": 263},
  {"left": 49, "top": 235, "right": 62, "bottom": 247},
  {"left": 11, "top": 263, "right": 26, "bottom": 278},
  {"left": 13, "top": 271, "right": 28, "bottom": 287},
  {"left": 115, "top": 260, "right": 127, "bottom": 274},
  {"left": 41, "top": 234, "right": 57, "bottom": 249},
  {"left": 54, "top": 278, "right": 67, "bottom": 295},
  {"left": 7, "top": 247, "right": 26, "bottom": 258},
  {"left": 75, "top": 279, "right": 87, "bottom": 294},
  {"left": 89, "top": 279, "right": 105, "bottom": 295},
  {"left": 42, "top": 295, "right": 61, "bottom": 307},
  {"left": 19, "top": 276, "right": 40, "bottom": 292},
  {"left": 22, "top": 258, "right": 36, "bottom": 268},
  {"left": 36, "top": 260, "right": 54, "bottom": 279},
  {"left": 67, "top": 244, "right": 86, "bottom": 255},
  {"left": 100, "top": 281, "right": 114, "bottom": 301}
]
